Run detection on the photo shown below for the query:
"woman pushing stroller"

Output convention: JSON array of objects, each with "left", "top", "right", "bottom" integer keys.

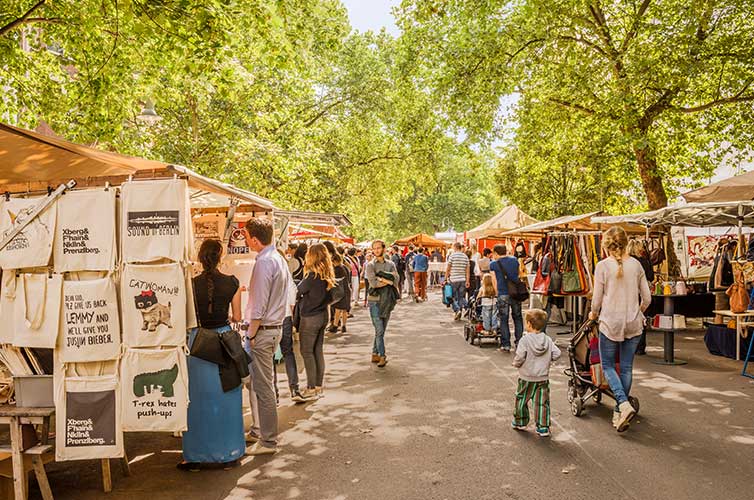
[{"left": 589, "top": 227, "right": 652, "bottom": 432}]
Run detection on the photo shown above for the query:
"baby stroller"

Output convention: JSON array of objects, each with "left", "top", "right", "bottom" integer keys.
[
  {"left": 463, "top": 295, "right": 498, "bottom": 347},
  {"left": 564, "top": 319, "right": 640, "bottom": 417}
]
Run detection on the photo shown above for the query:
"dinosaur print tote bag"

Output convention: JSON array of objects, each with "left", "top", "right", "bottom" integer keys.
[
  {"left": 59, "top": 277, "right": 121, "bottom": 363},
  {"left": 54, "top": 188, "right": 117, "bottom": 273},
  {"left": 55, "top": 375, "right": 124, "bottom": 461},
  {"left": 120, "top": 347, "right": 188, "bottom": 432},
  {"left": 121, "top": 263, "right": 187, "bottom": 347},
  {"left": 0, "top": 196, "right": 57, "bottom": 270},
  {"left": 120, "top": 179, "right": 188, "bottom": 264}
]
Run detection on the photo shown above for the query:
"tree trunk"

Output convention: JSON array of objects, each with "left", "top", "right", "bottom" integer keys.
[{"left": 634, "top": 143, "right": 682, "bottom": 277}]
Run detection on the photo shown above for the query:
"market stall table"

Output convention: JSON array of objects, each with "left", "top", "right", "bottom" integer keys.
[
  {"left": 0, "top": 406, "right": 54, "bottom": 500},
  {"left": 712, "top": 310, "right": 754, "bottom": 361}
]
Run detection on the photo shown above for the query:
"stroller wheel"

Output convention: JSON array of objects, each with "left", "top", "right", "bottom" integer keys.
[
  {"left": 571, "top": 397, "right": 584, "bottom": 417},
  {"left": 593, "top": 392, "right": 602, "bottom": 404},
  {"left": 629, "top": 396, "right": 640, "bottom": 414},
  {"left": 567, "top": 384, "right": 577, "bottom": 404}
]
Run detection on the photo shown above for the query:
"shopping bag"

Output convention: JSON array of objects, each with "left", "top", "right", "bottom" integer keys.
[
  {"left": 54, "top": 188, "right": 117, "bottom": 273},
  {"left": 442, "top": 283, "right": 453, "bottom": 306},
  {"left": 121, "top": 263, "right": 187, "bottom": 347},
  {"left": 55, "top": 375, "right": 124, "bottom": 461},
  {"left": 13, "top": 273, "right": 62, "bottom": 348},
  {"left": 727, "top": 270, "right": 749, "bottom": 314},
  {"left": 120, "top": 347, "right": 189, "bottom": 432},
  {"left": 59, "top": 277, "right": 121, "bottom": 362},
  {"left": 0, "top": 271, "right": 16, "bottom": 344},
  {"left": 120, "top": 179, "right": 188, "bottom": 263},
  {"left": 0, "top": 196, "right": 56, "bottom": 270}
]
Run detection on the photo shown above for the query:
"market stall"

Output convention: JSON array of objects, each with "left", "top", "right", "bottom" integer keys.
[
  {"left": 465, "top": 205, "right": 538, "bottom": 253},
  {"left": 0, "top": 123, "right": 274, "bottom": 497},
  {"left": 393, "top": 233, "right": 448, "bottom": 249}
]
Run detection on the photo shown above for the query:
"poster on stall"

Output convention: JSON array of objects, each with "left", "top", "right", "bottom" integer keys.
[
  {"left": 55, "top": 375, "right": 124, "bottom": 461},
  {"left": 227, "top": 221, "right": 250, "bottom": 256},
  {"left": 13, "top": 273, "right": 62, "bottom": 348},
  {"left": 54, "top": 189, "right": 116, "bottom": 273},
  {"left": 192, "top": 213, "right": 223, "bottom": 255},
  {"left": 121, "top": 263, "right": 187, "bottom": 347},
  {"left": 120, "top": 347, "right": 188, "bottom": 432},
  {"left": 120, "top": 179, "right": 188, "bottom": 263},
  {"left": 0, "top": 197, "right": 57, "bottom": 270},
  {"left": 687, "top": 235, "right": 719, "bottom": 279},
  {"left": 59, "top": 277, "right": 121, "bottom": 362}
]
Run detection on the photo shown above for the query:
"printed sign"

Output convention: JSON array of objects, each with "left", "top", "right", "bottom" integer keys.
[
  {"left": 66, "top": 390, "right": 116, "bottom": 447},
  {"left": 54, "top": 189, "right": 116, "bottom": 272},
  {"left": 121, "top": 263, "right": 186, "bottom": 347},
  {"left": 60, "top": 278, "right": 120, "bottom": 362},
  {"left": 227, "top": 222, "right": 249, "bottom": 255},
  {"left": 127, "top": 211, "right": 180, "bottom": 237},
  {"left": 121, "top": 348, "right": 188, "bottom": 432},
  {"left": 0, "top": 197, "right": 56, "bottom": 270}
]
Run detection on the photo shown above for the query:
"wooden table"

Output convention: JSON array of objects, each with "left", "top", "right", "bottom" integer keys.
[
  {"left": 0, "top": 406, "right": 54, "bottom": 500},
  {"left": 712, "top": 309, "right": 754, "bottom": 361}
]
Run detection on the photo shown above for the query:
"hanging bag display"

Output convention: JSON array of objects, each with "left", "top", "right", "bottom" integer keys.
[
  {"left": 13, "top": 273, "right": 62, "bottom": 348},
  {"left": 531, "top": 238, "right": 552, "bottom": 294},
  {"left": 0, "top": 196, "right": 57, "bottom": 270},
  {"left": 59, "top": 277, "right": 121, "bottom": 362},
  {"left": 0, "top": 271, "right": 16, "bottom": 344},
  {"left": 55, "top": 375, "right": 124, "bottom": 461},
  {"left": 120, "top": 347, "right": 189, "bottom": 432},
  {"left": 121, "top": 263, "right": 187, "bottom": 347},
  {"left": 649, "top": 237, "right": 666, "bottom": 267},
  {"left": 727, "top": 269, "right": 749, "bottom": 313},
  {"left": 54, "top": 188, "right": 117, "bottom": 273},
  {"left": 120, "top": 179, "right": 188, "bottom": 263},
  {"left": 561, "top": 238, "right": 582, "bottom": 294}
]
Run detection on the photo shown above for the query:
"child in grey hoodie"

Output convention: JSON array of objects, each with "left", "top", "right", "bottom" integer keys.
[{"left": 511, "top": 308, "right": 561, "bottom": 437}]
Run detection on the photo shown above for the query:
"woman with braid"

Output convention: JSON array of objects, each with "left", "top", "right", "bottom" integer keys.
[
  {"left": 179, "top": 239, "right": 244, "bottom": 471},
  {"left": 589, "top": 227, "right": 651, "bottom": 433}
]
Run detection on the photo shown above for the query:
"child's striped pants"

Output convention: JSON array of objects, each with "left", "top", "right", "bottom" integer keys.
[{"left": 513, "top": 379, "right": 550, "bottom": 428}]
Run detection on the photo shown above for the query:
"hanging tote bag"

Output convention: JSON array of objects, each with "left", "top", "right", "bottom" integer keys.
[
  {"left": 54, "top": 188, "right": 117, "bottom": 273},
  {"left": 59, "top": 277, "right": 121, "bottom": 363},
  {"left": 0, "top": 196, "right": 57, "bottom": 270},
  {"left": 727, "top": 269, "right": 749, "bottom": 313},
  {"left": 121, "top": 263, "right": 187, "bottom": 347},
  {"left": 13, "top": 273, "right": 62, "bottom": 348},
  {"left": 120, "top": 179, "right": 188, "bottom": 264},
  {"left": 561, "top": 239, "right": 582, "bottom": 294},
  {"left": 55, "top": 375, "right": 124, "bottom": 461},
  {"left": 120, "top": 347, "right": 189, "bottom": 432},
  {"left": 0, "top": 271, "right": 16, "bottom": 344}
]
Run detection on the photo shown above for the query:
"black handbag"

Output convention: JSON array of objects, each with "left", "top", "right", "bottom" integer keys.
[{"left": 190, "top": 327, "right": 225, "bottom": 364}]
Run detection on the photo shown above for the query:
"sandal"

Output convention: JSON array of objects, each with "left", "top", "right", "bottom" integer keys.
[{"left": 176, "top": 461, "right": 201, "bottom": 472}]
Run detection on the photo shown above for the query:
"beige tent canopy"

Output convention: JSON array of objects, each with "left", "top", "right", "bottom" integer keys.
[
  {"left": 592, "top": 201, "right": 754, "bottom": 228},
  {"left": 393, "top": 233, "right": 448, "bottom": 248},
  {"left": 466, "top": 205, "right": 538, "bottom": 239},
  {"left": 499, "top": 212, "right": 603, "bottom": 238},
  {"left": 0, "top": 123, "right": 274, "bottom": 212},
  {"left": 683, "top": 171, "right": 754, "bottom": 203}
]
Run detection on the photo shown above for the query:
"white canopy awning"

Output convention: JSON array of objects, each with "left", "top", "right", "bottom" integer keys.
[
  {"left": 591, "top": 201, "right": 754, "bottom": 228},
  {"left": 500, "top": 212, "right": 603, "bottom": 236}
]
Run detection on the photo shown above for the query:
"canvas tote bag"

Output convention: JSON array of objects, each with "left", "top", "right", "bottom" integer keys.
[
  {"left": 120, "top": 179, "right": 188, "bottom": 264},
  {"left": 0, "top": 271, "right": 16, "bottom": 344},
  {"left": 121, "top": 263, "right": 187, "bottom": 347},
  {"left": 120, "top": 347, "right": 189, "bottom": 432},
  {"left": 59, "top": 277, "right": 121, "bottom": 363},
  {"left": 54, "top": 188, "right": 117, "bottom": 273},
  {"left": 0, "top": 196, "right": 57, "bottom": 270},
  {"left": 55, "top": 374, "right": 124, "bottom": 461},
  {"left": 13, "top": 273, "right": 62, "bottom": 348}
]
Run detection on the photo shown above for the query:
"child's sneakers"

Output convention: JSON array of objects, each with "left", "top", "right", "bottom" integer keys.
[
  {"left": 536, "top": 427, "right": 551, "bottom": 437},
  {"left": 511, "top": 421, "right": 527, "bottom": 431}
]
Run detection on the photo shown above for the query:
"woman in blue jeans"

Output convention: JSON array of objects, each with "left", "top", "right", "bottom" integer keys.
[{"left": 589, "top": 227, "right": 651, "bottom": 433}]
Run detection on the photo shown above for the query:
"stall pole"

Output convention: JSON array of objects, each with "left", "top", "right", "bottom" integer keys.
[{"left": 222, "top": 198, "right": 240, "bottom": 247}]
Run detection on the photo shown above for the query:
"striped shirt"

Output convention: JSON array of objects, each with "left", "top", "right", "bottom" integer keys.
[{"left": 447, "top": 251, "right": 469, "bottom": 283}]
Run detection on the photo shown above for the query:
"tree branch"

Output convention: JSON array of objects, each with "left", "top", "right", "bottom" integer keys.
[
  {"left": 0, "top": 0, "right": 46, "bottom": 38},
  {"left": 619, "top": 0, "right": 651, "bottom": 53},
  {"left": 556, "top": 35, "right": 609, "bottom": 59},
  {"left": 547, "top": 97, "right": 596, "bottom": 115},
  {"left": 672, "top": 79, "right": 754, "bottom": 113}
]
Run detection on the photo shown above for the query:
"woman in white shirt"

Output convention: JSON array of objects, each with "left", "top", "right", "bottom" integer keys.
[{"left": 589, "top": 227, "right": 651, "bottom": 433}]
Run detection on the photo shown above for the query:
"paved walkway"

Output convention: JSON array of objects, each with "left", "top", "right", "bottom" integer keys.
[{"left": 44, "top": 292, "right": 754, "bottom": 499}]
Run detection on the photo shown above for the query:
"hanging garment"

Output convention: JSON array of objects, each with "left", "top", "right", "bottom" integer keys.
[
  {"left": 0, "top": 197, "right": 57, "bottom": 270},
  {"left": 120, "top": 347, "right": 189, "bottom": 432},
  {"left": 13, "top": 273, "right": 62, "bottom": 348},
  {"left": 120, "top": 179, "right": 188, "bottom": 263},
  {"left": 121, "top": 263, "right": 187, "bottom": 347},
  {"left": 59, "top": 277, "right": 121, "bottom": 363},
  {"left": 0, "top": 271, "right": 16, "bottom": 344},
  {"left": 54, "top": 189, "right": 116, "bottom": 273},
  {"left": 55, "top": 375, "right": 124, "bottom": 461}
]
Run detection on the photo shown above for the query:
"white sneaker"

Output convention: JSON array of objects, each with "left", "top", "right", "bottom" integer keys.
[
  {"left": 616, "top": 401, "right": 637, "bottom": 432},
  {"left": 245, "top": 431, "right": 260, "bottom": 443},
  {"left": 612, "top": 410, "right": 620, "bottom": 429},
  {"left": 248, "top": 442, "right": 278, "bottom": 456}
]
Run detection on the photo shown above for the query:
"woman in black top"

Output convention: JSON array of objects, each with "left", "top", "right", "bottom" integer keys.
[
  {"left": 329, "top": 252, "right": 352, "bottom": 333},
  {"left": 297, "top": 243, "right": 336, "bottom": 400},
  {"left": 180, "top": 239, "right": 244, "bottom": 471}
]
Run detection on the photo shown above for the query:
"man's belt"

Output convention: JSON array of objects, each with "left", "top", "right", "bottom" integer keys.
[{"left": 258, "top": 324, "right": 282, "bottom": 330}]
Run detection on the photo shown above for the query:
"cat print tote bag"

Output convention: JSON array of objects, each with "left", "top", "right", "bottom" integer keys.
[
  {"left": 120, "top": 179, "right": 188, "bottom": 264},
  {"left": 121, "top": 263, "right": 187, "bottom": 347},
  {"left": 55, "top": 375, "right": 124, "bottom": 461},
  {"left": 120, "top": 347, "right": 189, "bottom": 432},
  {"left": 54, "top": 189, "right": 117, "bottom": 273},
  {"left": 59, "top": 277, "right": 121, "bottom": 363},
  {"left": 0, "top": 196, "right": 57, "bottom": 270},
  {"left": 13, "top": 273, "right": 63, "bottom": 348}
]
